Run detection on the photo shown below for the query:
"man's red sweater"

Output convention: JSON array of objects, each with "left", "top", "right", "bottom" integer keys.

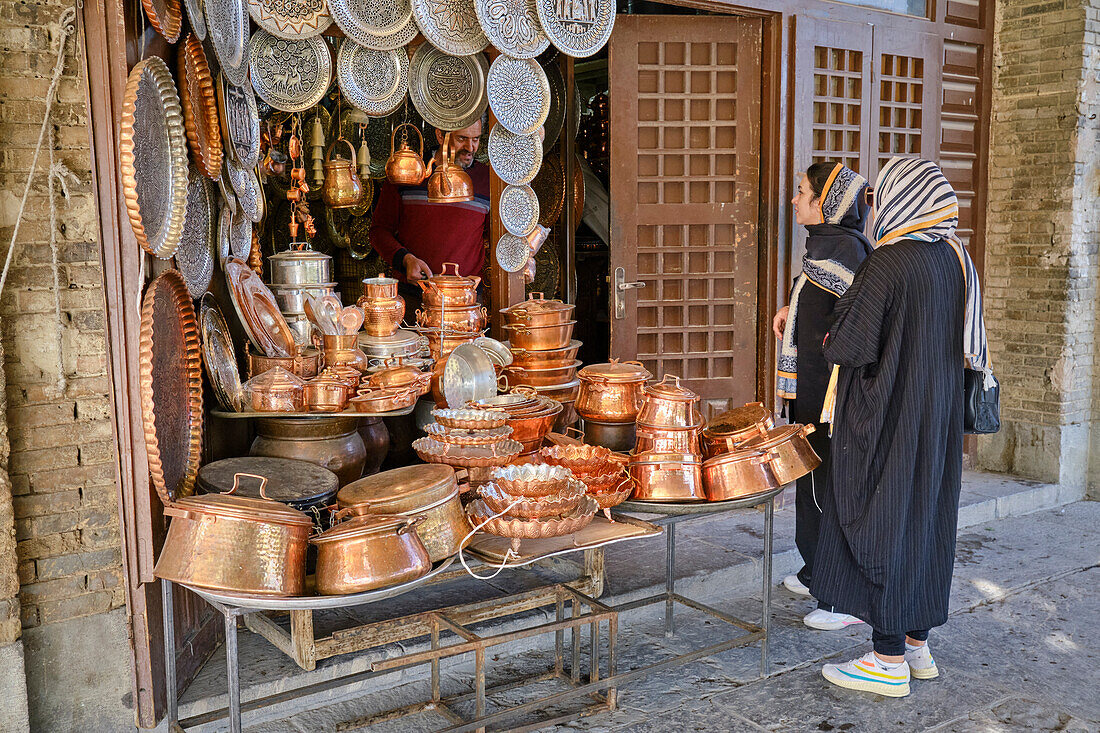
[{"left": 368, "top": 161, "right": 490, "bottom": 281}]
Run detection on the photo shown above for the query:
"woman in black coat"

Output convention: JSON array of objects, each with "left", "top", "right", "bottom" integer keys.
[
  {"left": 774, "top": 162, "right": 872, "bottom": 632},
  {"left": 815, "top": 157, "right": 991, "bottom": 698}
]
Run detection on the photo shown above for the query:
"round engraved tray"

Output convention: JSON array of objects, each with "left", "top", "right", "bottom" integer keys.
[
  {"left": 178, "top": 33, "right": 224, "bottom": 180},
  {"left": 477, "top": 478, "right": 585, "bottom": 519},
  {"left": 466, "top": 495, "right": 596, "bottom": 545},
  {"left": 432, "top": 407, "right": 509, "bottom": 430},
  {"left": 424, "top": 423, "right": 514, "bottom": 445},
  {"left": 413, "top": 437, "right": 523, "bottom": 467}
]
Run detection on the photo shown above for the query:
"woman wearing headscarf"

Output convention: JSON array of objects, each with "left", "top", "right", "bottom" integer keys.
[
  {"left": 773, "top": 162, "right": 872, "bottom": 632},
  {"left": 814, "top": 157, "right": 991, "bottom": 697}
]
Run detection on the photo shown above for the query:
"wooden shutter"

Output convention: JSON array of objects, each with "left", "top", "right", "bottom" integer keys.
[
  {"left": 869, "top": 29, "right": 942, "bottom": 181},
  {"left": 609, "top": 15, "right": 762, "bottom": 410},
  {"left": 939, "top": 41, "right": 986, "bottom": 258}
]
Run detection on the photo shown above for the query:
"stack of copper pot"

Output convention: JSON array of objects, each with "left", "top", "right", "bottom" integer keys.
[
  {"left": 415, "top": 263, "right": 487, "bottom": 359},
  {"left": 266, "top": 248, "right": 336, "bottom": 345},
  {"left": 500, "top": 294, "right": 581, "bottom": 424},
  {"left": 628, "top": 375, "right": 707, "bottom": 502},
  {"left": 412, "top": 406, "right": 524, "bottom": 479},
  {"left": 467, "top": 391, "right": 562, "bottom": 457},
  {"left": 575, "top": 360, "right": 652, "bottom": 452}
]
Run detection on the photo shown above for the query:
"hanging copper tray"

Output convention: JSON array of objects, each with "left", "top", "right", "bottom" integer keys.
[
  {"left": 411, "top": 0, "right": 489, "bottom": 56},
  {"left": 526, "top": 239, "right": 558, "bottom": 298},
  {"left": 531, "top": 151, "right": 582, "bottom": 227},
  {"left": 473, "top": 0, "right": 549, "bottom": 60},
  {"left": 140, "top": 270, "right": 204, "bottom": 505},
  {"left": 225, "top": 257, "right": 297, "bottom": 357},
  {"left": 176, "top": 166, "right": 218, "bottom": 298},
  {"left": 487, "top": 123, "right": 542, "bottom": 186},
  {"left": 248, "top": 29, "right": 333, "bottom": 113},
  {"left": 217, "top": 73, "right": 261, "bottom": 169},
  {"left": 184, "top": 0, "right": 207, "bottom": 40},
  {"left": 179, "top": 34, "right": 224, "bottom": 180},
  {"left": 143, "top": 0, "right": 183, "bottom": 43},
  {"left": 409, "top": 44, "right": 489, "bottom": 132},
  {"left": 487, "top": 55, "right": 550, "bottom": 136},
  {"left": 337, "top": 42, "right": 410, "bottom": 117},
  {"left": 207, "top": 0, "right": 251, "bottom": 86},
  {"left": 199, "top": 294, "right": 244, "bottom": 411},
  {"left": 248, "top": 0, "right": 333, "bottom": 39},
  {"left": 121, "top": 57, "right": 189, "bottom": 260}
]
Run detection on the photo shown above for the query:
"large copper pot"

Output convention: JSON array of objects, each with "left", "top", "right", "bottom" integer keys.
[
  {"left": 250, "top": 416, "right": 366, "bottom": 486},
  {"left": 416, "top": 303, "right": 488, "bottom": 332},
  {"left": 499, "top": 292, "right": 575, "bottom": 328},
  {"left": 154, "top": 473, "right": 312, "bottom": 595},
  {"left": 311, "top": 513, "right": 431, "bottom": 595},
  {"left": 337, "top": 464, "right": 470, "bottom": 562},
  {"left": 636, "top": 375, "right": 702, "bottom": 428},
  {"left": 702, "top": 402, "right": 774, "bottom": 458},
  {"left": 575, "top": 360, "right": 652, "bottom": 423},
  {"left": 740, "top": 424, "right": 821, "bottom": 484},
  {"left": 627, "top": 453, "right": 705, "bottom": 502},
  {"left": 633, "top": 423, "right": 702, "bottom": 454},
  {"left": 503, "top": 321, "right": 576, "bottom": 351},
  {"left": 418, "top": 262, "right": 480, "bottom": 307},
  {"left": 701, "top": 448, "right": 780, "bottom": 501}
]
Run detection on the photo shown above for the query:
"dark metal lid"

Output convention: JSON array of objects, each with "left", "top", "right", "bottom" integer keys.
[{"left": 197, "top": 457, "right": 339, "bottom": 506}]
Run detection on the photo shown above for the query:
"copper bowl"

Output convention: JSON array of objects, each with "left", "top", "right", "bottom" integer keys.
[
  {"left": 531, "top": 379, "right": 581, "bottom": 403},
  {"left": 627, "top": 452, "right": 705, "bottom": 502},
  {"left": 507, "top": 401, "right": 564, "bottom": 454},
  {"left": 504, "top": 360, "right": 582, "bottom": 388},
  {"left": 701, "top": 448, "right": 780, "bottom": 501},
  {"left": 478, "top": 479, "right": 586, "bottom": 519},
  {"left": 505, "top": 340, "right": 582, "bottom": 368},
  {"left": 537, "top": 443, "right": 621, "bottom": 477},
  {"left": 503, "top": 321, "right": 577, "bottom": 351},
  {"left": 491, "top": 463, "right": 574, "bottom": 497}
]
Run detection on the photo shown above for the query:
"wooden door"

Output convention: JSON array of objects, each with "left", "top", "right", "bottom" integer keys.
[{"left": 609, "top": 15, "right": 762, "bottom": 411}]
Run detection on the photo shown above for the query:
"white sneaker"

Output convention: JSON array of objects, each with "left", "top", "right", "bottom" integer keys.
[
  {"left": 905, "top": 644, "right": 940, "bottom": 679},
  {"left": 803, "top": 608, "right": 866, "bottom": 630},
  {"left": 782, "top": 574, "right": 812, "bottom": 596},
  {"left": 822, "top": 652, "right": 911, "bottom": 697}
]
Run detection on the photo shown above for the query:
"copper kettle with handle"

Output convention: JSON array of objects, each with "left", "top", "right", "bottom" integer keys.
[
  {"left": 427, "top": 132, "right": 474, "bottom": 203},
  {"left": 322, "top": 137, "right": 364, "bottom": 209},
  {"left": 386, "top": 122, "right": 435, "bottom": 185}
]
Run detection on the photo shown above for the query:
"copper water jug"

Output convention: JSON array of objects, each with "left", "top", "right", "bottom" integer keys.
[
  {"left": 386, "top": 123, "right": 435, "bottom": 185},
  {"left": 427, "top": 132, "right": 473, "bottom": 203},
  {"left": 322, "top": 138, "right": 364, "bottom": 209}
]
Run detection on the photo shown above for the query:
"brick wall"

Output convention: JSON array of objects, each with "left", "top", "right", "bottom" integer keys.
[
  {"left": 977, "top": 0, "right": 1100, "bottom": 491},
  {"left": 0, "top": 1, "right": 132, "bottom": 728}
]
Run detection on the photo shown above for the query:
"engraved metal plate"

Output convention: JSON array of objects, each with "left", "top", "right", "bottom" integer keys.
[
  {"left": 487, "top": 123, "right": 542, "bottom": 186},
  {"left": 487, "top": 55, "right": 550, "bottom": 136},
  {"left": 535, "top": 0, "right": 615, "bottom": 58},
  {"left": 217, "top": 200, "right": 233, "bottom": 265},
  {"left": 331, "top": 10, "right": 417, "bottom": 51},
  {"left": 120, "top": 57, "right": 188, "bottom": 259},
  {"left": 185, "top": 0, "right": 207, "bottom": 40},
  {"left": 337, "top": 41, "right": 410, "bottom": 117},
  {"left": 248, "top": 30, "right": 333, "bottom": 112},
  {"left": 542, "top": 57, "right": 564, "bottom": 147},
  {"left": 411, "top": 0, "right": 489, "bottom": 56},
  {"left": 474, "top": 0, "right": 548, "bottom": 59},
  {"left": 330, "top": 0, "right": 412, "bottom": 37},
  {"left": 217, "top": 73, "right": 261, "bottom": 169},
  {"left": 248, "top": 0, "right": 333, "bottom": 39},
  {"left": 499, "top": 184, "right": 539, "bottom": 236},
  {"left": 143, "top": 0, "right": 183, "bottom": 43},
  {"left": 409, "top": 44, "right": 488, "bottom": 131},
  {"left": 226, "top": 158, "right": 264, "bottom": 223},
  {"left": 177, "top": 166, "right": 218, "bottom": 298},
  {"left": 495, "top": 233, "right": 531, "bottom": 273},
  {"left": 206, "top": 0, "right": 250, "bottom": 86},
  {"left": 229, "top": 208, "right": 253, "bottom": 260}
]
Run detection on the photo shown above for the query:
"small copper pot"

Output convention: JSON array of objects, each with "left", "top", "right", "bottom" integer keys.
[
  {"left": 304, "top": 378, "right": 349, "bottom": 412},
  {"left": 418, "top": 262, "right": 480, "bottom": 307},
  {"left": 740, "top": 424, "right": 821, "bottom": 484},
  {"left": 635, "top": 375, "right": 702, "bottom": 428},
  {"left": 416, "top": 303, "right": 488, "bottom": 333},
  {"left": 358, "top": 297, "right": 406, "bottom": 338},
  {"left": 575, "top": 360, "right": 652, "bottom": 423},
  {"left": 701, "top": 449, "right": 780, "bottom": 501},
  {"left": 311, "top": 513, "right": 431, "bottom": 595},
  {"left": 702, "top": 402, "right": 774, "bottom": 458},
  {"left": 322, "top": 333, "right": 369, "bottom": 372},
  {"left": 627, "top": 453, "right": 705, "bottom": 502},
  {"left": 503, "top": 321, "right": 577, "bottom": 351},
  {"left": 499, "top": 292, "right": 575, "bottom": 328},
  {"left": 634, "top": 423, "right": 701, "bottom": 454}
]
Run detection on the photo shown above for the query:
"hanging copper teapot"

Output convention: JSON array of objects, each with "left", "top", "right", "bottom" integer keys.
[
  {"left": 427, "top": 132, "right": 474, "bottom": 204},
  {"left": 386, "top": 123, "right": 435, "bottom": 186},
  {"left": 322, "top": 138, "right": 364, "bottom": 209}
]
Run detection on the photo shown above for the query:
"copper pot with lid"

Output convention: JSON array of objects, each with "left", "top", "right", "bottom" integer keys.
[
  {"left": 701, "top": 448, "right": 780, "bottom": 501},
  {"left": 576, "top": 359, "right": 651, "bottom": 423},
  {"left": 154, "top": 473, "right": 312, "bottom": 596},
  {"left": 702, "top": 402, "right": 774, "bottom": 458},
  {"left": 499, "top": 292, "right": 576, "bottom": 328},
  {"left": 416, "top": 303, "right": 488, "bottom": 333},
  {"left": 418, "top": 262, "right": 481, "bottom": 307},
  {"left": 503, "top": 321, "right": 577, "bottom": 351},
  {"left": 311, "top": 513, "right": 431, "bottom": 595},
  {"left": 739, "top": 424, "right": 821, "bottom": 484},
  {"left": 636, "top": 374, "right": 702, "bottom": 428}
]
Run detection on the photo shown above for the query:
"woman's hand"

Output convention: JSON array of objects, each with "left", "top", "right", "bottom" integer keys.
[
  {"left": 403, "top": 253, "right": 433, "bottom": 281},
  {"left": 773, "top": 306, "right": 790, "bottom": 340}
]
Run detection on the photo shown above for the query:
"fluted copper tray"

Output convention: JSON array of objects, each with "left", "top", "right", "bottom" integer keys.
[
  {"left": 120, "top": 57, "right": 188, "bottom": 259},
  {"left": 466, "top": 495, "right": 596, "bottom": 549},
  {"left": 179, "top": 33, "right": 223, "bottom": 180},
  {"left": 140, "top": 270, "right": 203, "bottom": 505},
  {"left": 143, "top": 0, "right": 183, "bottom": 42}
]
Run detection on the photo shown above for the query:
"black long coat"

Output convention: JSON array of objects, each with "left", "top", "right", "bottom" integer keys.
[{"left": 810, "top": 239, "right": 965, "bottom": 634}]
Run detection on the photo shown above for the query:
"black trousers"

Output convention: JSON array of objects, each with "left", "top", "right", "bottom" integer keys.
[
  {"left": 872, "top": 628, "right": 929, "bottom": 656},
  {"left": 793, "top": 419, "right": 832, "bottom": 587}
]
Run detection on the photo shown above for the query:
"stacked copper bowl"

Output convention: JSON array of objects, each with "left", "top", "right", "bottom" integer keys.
[
  {"left": 537, "top": 444, "right": 632, "bottom": 518},
  {"left": 628, "top": 375, "right": 706, "bottom": 501},
  {"left": 469, "top": 391, "right": 562, "bottom": 457},
  {"left": 356, "top": 277, "right": 406, "bottom": 338},
  {"left": 469, "top": 463, "right": 597, "bottom": 553},
  {"left": 500, "top": 294, "right": 581, "bottom": 427},
  {"left": 413, "top": 406, "right": 523, "bottom": 478},
  {"left": 575, "top": 360, "right": 652, "bottom": 452},
  {"left": 415, "top": 263, "right": 486, "bottom": 359}
]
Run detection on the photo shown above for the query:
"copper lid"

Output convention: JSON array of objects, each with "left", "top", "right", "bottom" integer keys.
[
  {"left": 174, "top": 491, "right": 312, "bottom": 528},
  {"left": 426, "top": 263, "right": 479, "bottom": 289},
  {"left": 706, "top": 403, "right": 771, "bottom": 436},
  {"left": 338, "top": 465, "right": 458, "bottom": 513},
  {"left": 579, "top": 359, "right": 652, "bottom": 384},
  {"left": 499, "top": 293, "right": 574, "bottom": 317},
  {"left": 197, "top": 458, "right": 338, "bottom": 504},
  {"left": 269, "top": 249, "right": 332, "bottom": 263},
  {"left": 702, "top": 448, "right": 768, "bottom": 467},
  {"left": 643, "top": 375, "right": 699, "bottom": 402},
  {"left": 248, "top": 366, "right": 304, "bottom": 394},
  {"left": 311, "top": 514, "right": 410, "bottom": 543},
  {"left": 740, "top": 424, "right": 804, "bottom": 451}
]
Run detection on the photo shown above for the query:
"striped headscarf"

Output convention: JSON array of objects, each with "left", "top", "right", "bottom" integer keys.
[{"left": 873, "top": 157, "right": 992, "bottom": 385}]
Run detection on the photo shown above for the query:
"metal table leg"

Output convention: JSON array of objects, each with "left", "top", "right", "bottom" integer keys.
[
  {"left": 162, "top": 580, "right": 178, "bottom": 729},
  {"left": 665, "top": 522, "right": 676, "bottom": 637},
  {"left": 761, "top": 498, "right": 773, "bottom": 676},
  {"left": 225, "top": 609, "right": 243, "bottom": 733}
]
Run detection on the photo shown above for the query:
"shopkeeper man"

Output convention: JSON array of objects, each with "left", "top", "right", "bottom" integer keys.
[{"left": 369, "top": 118, "right": 490, "bottom": 312}]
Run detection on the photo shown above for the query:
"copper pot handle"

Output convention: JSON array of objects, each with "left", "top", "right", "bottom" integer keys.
[
  {"left": 497, "top": 372, "right": 510, "bottom": 392},
  {"left": 228, "top": 472, "right": 270, "bottom": 500},
  {"left": 397, "top": 515, "right": 427, "bottom": 535},
  {"left": 528, "top": 291, "right": 545, "bottom": 301},
  {"left": 511, "top": 385, "right": 537, "bottom": 397},
  {"left": 564, "top": 426, "right": 585, "bottom": 439},
  {"left": 801, "top": 423, "right": 816, "bottom": 437}
]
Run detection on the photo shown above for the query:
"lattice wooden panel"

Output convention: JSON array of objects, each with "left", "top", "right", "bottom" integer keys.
[
  {"left": 811, "top": 46, "right": 864, "bottom": 173},
  {"left": 877, "top": 53, "right": 925, "bottom": 170}
]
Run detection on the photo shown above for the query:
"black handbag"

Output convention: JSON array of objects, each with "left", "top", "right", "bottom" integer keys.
[{"left": 964, "top": 368, "right": 1000, "bottom": 434}]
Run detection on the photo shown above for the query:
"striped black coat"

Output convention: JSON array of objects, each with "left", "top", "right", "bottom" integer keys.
[{"left": 811, "top": 239, "right": 964, "bottom": 634}]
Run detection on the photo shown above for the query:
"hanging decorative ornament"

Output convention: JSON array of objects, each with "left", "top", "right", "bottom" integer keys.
[
  {"left": 487, "top": 123, "right": 542, "bottom": 186},
  {"left": 336, "top": 41, "right": 410, "bottom": 117},
  {"left": 247, "top": 0, "right": 333, "bottom": 39},
  {"left": 535, "top": 0, "right": 615, "bottom": 58},
  {"left": 356, "top": 125, "right": 372, "bottom": 181},
  {"left": 309, "top": 113, "right": 326, "bottom": 187},
  {"left": 247, "top": 29, "right": 333, "bottom": 113},
  {"left": 473, "top": 0, "right": 549, "bottom": 59},
  {"left": 411, "top": 0, "right": 489, "bottom": 56},
  {"left": 499, "top": 183, "right": 539, "bottom": 237},
  {"left": 487, "top": 55, "right": 550, "bottom": 136}
]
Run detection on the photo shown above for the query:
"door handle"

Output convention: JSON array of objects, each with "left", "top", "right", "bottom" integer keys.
[{"left": 613, "top": 267, "right": 646, "bottom": 320}]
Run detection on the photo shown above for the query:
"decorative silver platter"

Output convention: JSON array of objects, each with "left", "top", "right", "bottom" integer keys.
[
  {"left": 535, "top": 0, "right": 615, "bottom": 58},
  {"left": 499, "top": 184, "right": 539, "bottom": 236},
  {"left": 473, "top": 0, "right": 549, "bottom": 59},
  {"left": 487, "top": 55, "right": 550, "bottom": 136},
  {"left": 542, "top": 57, "right": 564, "bottom": 147},
  {"left": 120, "top": 57, "right": 188, "bottom": 260},
  {"left": 495, "top": 233, "right": 531, "bottom": 273},
  {"left": 217, "top": 201, "right": 233, "bottom": 265},
  {"left": 229, "top": 207, "right": 252, "bottom": 259},
  {"left": 185, "top": 0, "right": 207, "bottom": 40},
  {"left": 226, "top": 158, "right": 264, "bottom": 223},
  {"left": 206, "top": 0, "right": 250, "bottom": 86},
  {"left": 217, "top": 73, "right": 261, "bottom": 169},
  {"left": 337, "top": 41, "right": 410, "bottom": 117},
  {"left": 177, "top": 166, "right": 218, "bottom": 298},
  {"left": 330, "top": 0, "right": 412, "bottom": 38},
  {"left": 487, "top": 123, "right": 542, "bottom": 186},
  {"left": 248, "top": 30, "right": 333, "bottom": 112},
  {"left": 199, "top": 295, "right": 244, "bottom": 412},
  {"left": 409, "top": 44, "right": 488, "bottom": 131},
  {"left": 248, "top": 0, "right": 333, "bottom": 39},
  {"left": 411, "top": 0, "right": 489, "bottom": 56},
  {"left": 332, "top": 11, "right": 417, "bottom": 51}
]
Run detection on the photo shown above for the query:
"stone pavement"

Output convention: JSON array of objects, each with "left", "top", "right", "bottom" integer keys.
[{"left": 237, "top": 495, "right": 1099, "bottom": 733}]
